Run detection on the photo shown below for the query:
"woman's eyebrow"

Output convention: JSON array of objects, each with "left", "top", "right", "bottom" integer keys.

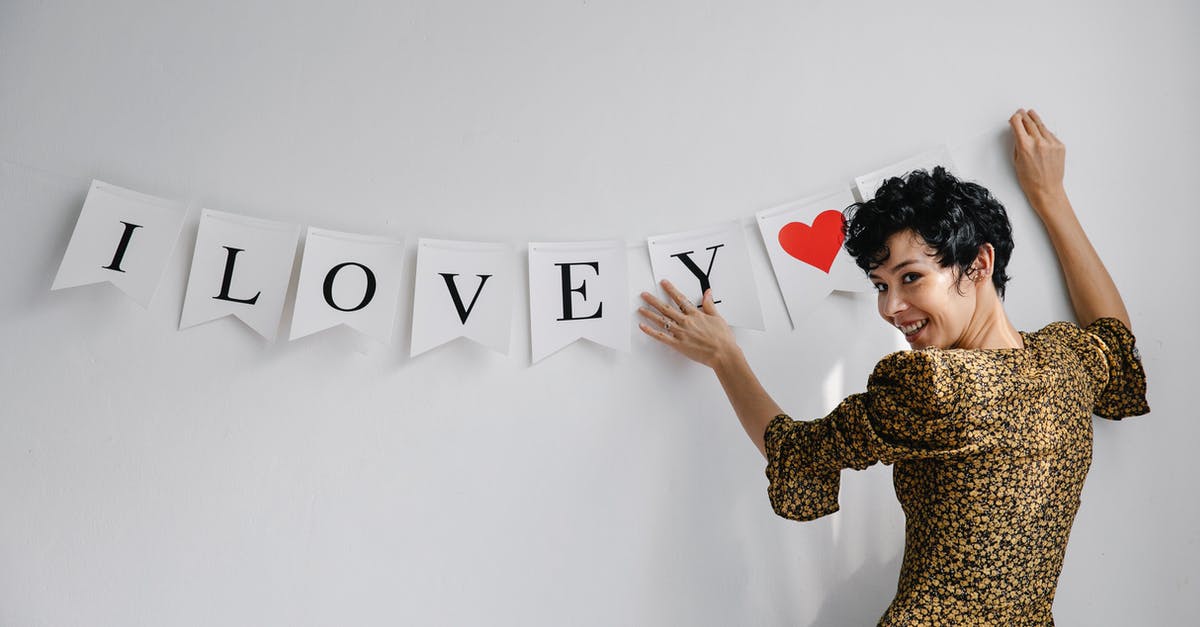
[{"left": 868, "top": 258, "right": 920, "bottom": 279}]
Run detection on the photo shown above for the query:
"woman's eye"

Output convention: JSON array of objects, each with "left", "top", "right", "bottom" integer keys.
[
  {"left": 902, "top": 273, "right": 920, "bottom": 284},
  {"left": 873, "top": 283, "right": 887, "bottom": 293}
]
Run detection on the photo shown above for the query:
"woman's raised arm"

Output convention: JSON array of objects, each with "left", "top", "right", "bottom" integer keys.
[
  {"left": 639, "top": 280, "right": 781, "bottom": 460},
  {"left": 1010, "top": 108, "right": 1132, "bottom": 329}
]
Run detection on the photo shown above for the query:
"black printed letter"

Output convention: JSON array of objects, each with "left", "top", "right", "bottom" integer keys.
[
  {"left": 212, "top": 246, "right": 261, "bottom": 305},
  {"left": 668, "top": 244, "right": 724, "bottom": 304},
  {"left": 101, "top": 221, "right": 143, "bottom": 273},
  {"left": 439, "top": 273, "right": 492, "bottom": 324},
  {"left": 555, "top": 262, "right": 603, "bottom": 321},
  {"left": 323, "top": 262, "right": 377, "bottom": 312}
]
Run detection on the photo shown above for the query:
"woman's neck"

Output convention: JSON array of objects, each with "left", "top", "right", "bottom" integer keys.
[{"left": 956, "top": 292, "right": 1024, "bottom": 350}]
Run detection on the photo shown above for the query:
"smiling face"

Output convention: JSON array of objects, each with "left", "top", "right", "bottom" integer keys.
[{"left": 868, "top": 229, "right": 987, "bottom": 350}]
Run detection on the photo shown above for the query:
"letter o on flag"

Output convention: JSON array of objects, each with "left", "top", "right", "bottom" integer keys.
[{"left": 322, "top": 262, "right": 377, "bottom": 312}]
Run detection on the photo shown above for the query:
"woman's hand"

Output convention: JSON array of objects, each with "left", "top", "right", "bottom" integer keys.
[
  {"left": 638, "top": 279, "right": 741, "bottom": 369},
  {"left": 1010, "top": 108, "right": 1068, "bottom": 215}
]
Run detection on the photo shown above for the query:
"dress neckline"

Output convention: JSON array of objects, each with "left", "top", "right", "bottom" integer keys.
[
  {"left": 928, "top": 330, "right": 1031, "bottom": 354},
  {"left": 983, "top": 330, "right": 1029, "bottom": 352}
]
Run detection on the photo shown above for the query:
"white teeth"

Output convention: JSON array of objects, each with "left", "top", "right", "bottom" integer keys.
[{"left": 898, "top": 320, "right": 927, "bottom": 334}]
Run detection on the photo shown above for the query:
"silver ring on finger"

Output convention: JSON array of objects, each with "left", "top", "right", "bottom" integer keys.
[{"left": 663, "top": 319, "right": 672, "bottom": 333}]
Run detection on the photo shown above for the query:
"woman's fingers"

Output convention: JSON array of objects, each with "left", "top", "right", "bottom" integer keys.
[
  {"left": 1009, "top": 110, "right": 1030, "bottom": 142},
  {"left": 638, "top": 321, "right": 679, "bottom": 345},
  {"left": 1009, "top": 112, "right": 1029, "bottom": 162},
  {"left": 660, "top": 279, "right": 697, "bottom": 311},
  {"left": 638, "top": 282, "right": 736, "bottom": 368},
  {"left": 1027, "top": 109, "right": 1061, "bottom": 143},
  {"left": 1019, "top": 110, "right": 1042, "bottom": 140},
  {"left": 1008, "top": 107, "right": 1067, "bottom": 211},
  {"left": 1027, "top": 109, "right": 1048, "bottom": 133},
  {"left": 1012, "top": 108, "right": 1064, "bottom": 156},
  {"left": 637, "top": 306, "right": 677, "bottom": 330},
  {"left": 639, "top": 290, "right": 686, "bottom": 323},
  {"left": 642, "top": 281, "right": 723, "bottom": 321},
  {"left": 1011, "top": 107, "right": 1065, "bottom": 154}
]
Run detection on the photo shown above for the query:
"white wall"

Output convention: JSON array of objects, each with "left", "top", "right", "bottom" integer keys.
[{"left": 2, "top": 1, "right": 1195, "bottom": 625}]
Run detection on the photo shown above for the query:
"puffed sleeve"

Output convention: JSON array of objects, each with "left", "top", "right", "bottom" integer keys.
[
  {"left": 1043, "top": 318, "right": 1150, "bottom": 420},
  {"left": 764, "top": 350, "right": 989, "bottom": 521}
]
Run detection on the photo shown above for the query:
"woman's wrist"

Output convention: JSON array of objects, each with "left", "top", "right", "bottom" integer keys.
[
  {"left": 1025, "top": 186, "right": 1075, "bottom": 224},
  {"left": 709, "top": 343, "right": 747, "bottom": 375},
  {"left": 1026, "top": 185, "right": 1068, "bottom": 210}
]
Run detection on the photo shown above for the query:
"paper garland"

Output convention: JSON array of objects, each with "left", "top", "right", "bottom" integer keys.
[{"left": 51, "top": 147, "right": 958, "bottom": 359}]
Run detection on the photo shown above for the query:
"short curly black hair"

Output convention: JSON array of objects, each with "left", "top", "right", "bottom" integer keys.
[{"left": 843, "top": 166, "right": 1014, "bottom": 298}]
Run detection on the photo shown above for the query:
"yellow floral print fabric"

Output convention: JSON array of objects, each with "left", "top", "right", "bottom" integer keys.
[{"left": 764, "top": 317, "right": 1149, "bottom": 626}]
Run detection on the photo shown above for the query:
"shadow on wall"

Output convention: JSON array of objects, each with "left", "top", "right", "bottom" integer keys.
[
  {"left": 810, "top": 549, "right": 903, "bottom": 626},
  {"left": 743, "top": 292, "right": 910, "bottom": 625},
  {"left": 800, "top": 455, "right": 905, "bottom": 626}
]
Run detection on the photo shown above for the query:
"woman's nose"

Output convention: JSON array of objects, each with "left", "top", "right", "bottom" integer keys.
[{"left": 882, "top": 290, "right": 908, "bottom": 318}]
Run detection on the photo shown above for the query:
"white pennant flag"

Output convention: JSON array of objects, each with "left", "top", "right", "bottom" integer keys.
[
  {"left": 528, "top": 241, "right": 629, "bottom": 363},
  {"left": 179, "top": 209, "right": 301, "bottom": 341},
  {"left": 854, "top": 145, "right": 959, "bottom": 201},
  {"left": 289, "top": 228, "right": 405, "bottom": 344},
  {"left": 52, "top": 180, "right": 188, "bottom": 307},
  {"left": 646, "top": 221, "right": 764, "bottom": 330},
  {"left": 411, "top": 239, "right": 515, "bottom": 357},
  {"left": 756, "top": 188, "right": 872, "bottom": 328}
]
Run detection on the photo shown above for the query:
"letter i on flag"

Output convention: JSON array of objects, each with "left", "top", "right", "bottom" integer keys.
[
  {"left": 52, "top": 180, "right": 188, "bottom": 307},
  {"left": 179, "top": 209, "right": 301, "bottom": 341},
  {"left": 411, "top": 239, "right": 515, "bottom": 357},
  {"left": 756, "top": 188, "right": 871, "bottom": 328},
  {"left": 646, "top": 221, "right": 764, "bottom": 330},
  {"left": 528, "top": 241, "right": 629, "bottom": 363},
  {"left": 289, "top": 227, "right": 406, "bottom": 344}
]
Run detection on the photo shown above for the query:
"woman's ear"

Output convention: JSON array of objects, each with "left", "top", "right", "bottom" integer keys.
[{"left": 971, "top": 243, "right": 996, "bottom": 282}]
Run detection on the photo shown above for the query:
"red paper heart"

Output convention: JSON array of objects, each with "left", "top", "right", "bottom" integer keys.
[{"left": 777, "top": 210, "right": 845, "bottom": 273}]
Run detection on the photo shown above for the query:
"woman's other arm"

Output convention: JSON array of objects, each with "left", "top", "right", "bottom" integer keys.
[
  {"left": 639, "top": 281, "right": 781, "bottom": 460},
  {"left": 710, "top": 345, "right": 781, "bottom": 461},
  {"left": 1010, "top": 108, "right": 1132, "bottom": 329}
]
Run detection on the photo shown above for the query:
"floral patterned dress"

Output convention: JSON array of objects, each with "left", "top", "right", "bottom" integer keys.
[{"left": 764, "top": 318, "right": 1149, "bottom": 626}]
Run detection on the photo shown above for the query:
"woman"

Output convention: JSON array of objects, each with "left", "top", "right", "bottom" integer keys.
[{"left": 637, "top": 109, "right": 1149, "bottom": 625}]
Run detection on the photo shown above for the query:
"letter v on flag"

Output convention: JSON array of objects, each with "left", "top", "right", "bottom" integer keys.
[{"left": 411, "top": 239, "right": 515, "bottom": 357}]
